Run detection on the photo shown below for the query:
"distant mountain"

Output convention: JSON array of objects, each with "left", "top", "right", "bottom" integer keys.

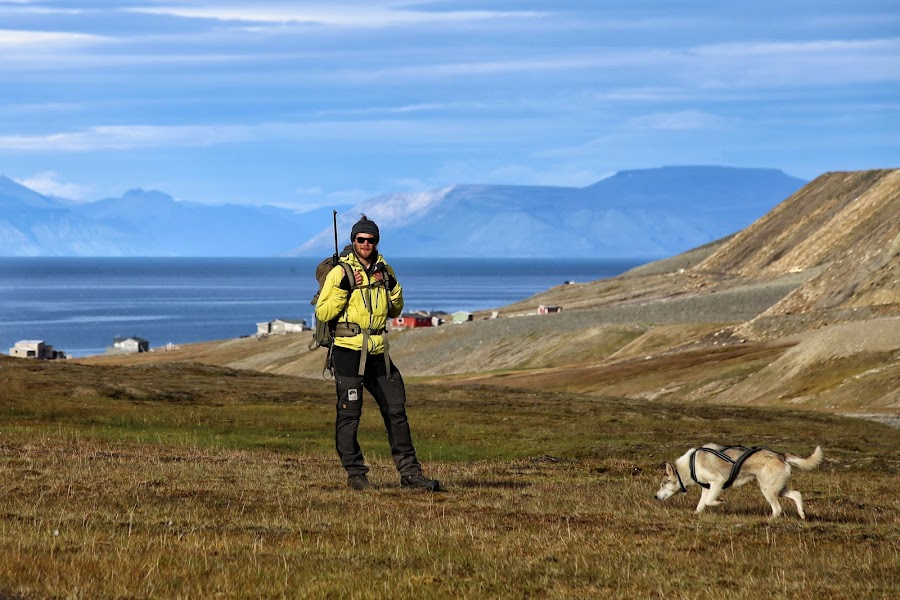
[
  {"left": 0, "top": 176, "right": 64, "bottom": 212},
  {"left": 77, "top": 189, "right": 332, "bottom": 256},
  {"left": 0, "top": 176, "right": 133, "bottom": 256},
  {"left": 0, "top": 166, "right": 807, "bottom": 257},
  {"left": 290, "top": 166, "right": 807, "bottom": 258},
  {"left": 0, "top": 178, "right": 331, "bottom": 256}
]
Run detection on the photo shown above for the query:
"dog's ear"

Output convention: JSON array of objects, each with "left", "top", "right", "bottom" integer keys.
[{"left": 665, "top": 463, "right": 674, "bottom": 477}]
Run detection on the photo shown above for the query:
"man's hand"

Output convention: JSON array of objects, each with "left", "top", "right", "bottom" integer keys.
[
  {"left": 373, "top": 265, "right": 396, "bottom": 290},
  {"left": 339, "top": 268, "right": 362, "bottom": 291}
]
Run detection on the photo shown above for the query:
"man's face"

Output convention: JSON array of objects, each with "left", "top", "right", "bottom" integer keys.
[{"left": 353, "top": 234, "right": 377, "bottom": 260}]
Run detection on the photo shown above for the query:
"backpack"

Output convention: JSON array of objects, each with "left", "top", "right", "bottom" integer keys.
[{"left": 308, "top": 254, "right": 356, "bottom": 352}]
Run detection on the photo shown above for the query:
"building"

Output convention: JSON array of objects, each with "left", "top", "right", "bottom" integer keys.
[
  {"left": 9, "top": 340, "right": 66, "bottom": 360},
  {"left": 538, "top": 305, "right": 563, "bottom": 314},
  {"left": 426, "top": 311, "right": 449, "bottom": 326},
  {"left": 391, "top": 314, "right": 433, "bottom": 329},
  {"left": 107, "top": 337, "right": 150, "bottom": 355},
  {"left": 257, "top": 318, "right": 308, "bottom": 336},
  {"left": 452, "top": 311, "right": 474, "bottom": 324}
]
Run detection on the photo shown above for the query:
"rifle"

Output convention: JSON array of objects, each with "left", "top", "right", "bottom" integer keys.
[
  {"left": 324, "top": 209, "right": 339, "bottom": 375},
  {"left": 331, "top": 209, "right": 339, "bottom": 268},
  {"left": 309, "top": 210, "right": 350, "bottom": 377}
]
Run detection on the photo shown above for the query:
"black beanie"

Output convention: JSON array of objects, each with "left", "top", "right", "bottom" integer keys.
[{"left": 350, "top": 215, "right": 379, "bottom": 243}]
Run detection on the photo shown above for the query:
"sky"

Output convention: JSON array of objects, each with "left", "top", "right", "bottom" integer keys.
[{"left": 1, "top": 1, "right": 898, "bottom": 211}]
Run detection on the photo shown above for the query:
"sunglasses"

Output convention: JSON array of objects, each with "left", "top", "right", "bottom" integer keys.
[{"left": 355, "top": 236, "right": 377, "bottom": 245}]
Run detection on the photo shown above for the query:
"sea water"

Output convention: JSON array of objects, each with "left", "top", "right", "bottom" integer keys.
[{"left": 0, "top": 257, "right": 646, "bottom": 357}]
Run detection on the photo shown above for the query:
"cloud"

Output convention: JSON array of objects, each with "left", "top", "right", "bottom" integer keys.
[
  {"left": 695, "top": 37, "right": 900, "bottom": 58},
  {"left": 481, "top": 163, "right": 607, "bottom": 188},
  {"left": 314, "top": 101, "right": 495, "bottom": 118},
  {"left": 0, "top": 117, "right": 536, "bottom": 152},
  {"left": 0, "top": 29, "right": 106, "bottom": 47},
  {"left": 0, "top": 102, "right": 84, "bottom": 116},
  {"left": 390, "top": 159, "right": 607, "bottom": 190},
  {"left": 628, "top": 110, "right": 728, "bottom": 131},
  {"left": 687, "top": 37, "right": 900, "bottom": 87},
  {"left": 0, "top": 124, "right": 259, "bottom": 151},
  {"left": 321, "top": 188, "right": 373, "bottom": 205},
  {"left": 15, "top": 171, "right": 91, "bottom": 200},
  {"left": 295, "top": 185, "right": 324, "bottom": 196},
  {"left": 230, "top": 37, "right": 899, "bottom": 88},
  {"left": 125, "top": 3, "right": 545, "bottom": 28},
  {"left": 283, "top": 185, "right": 371, "bottom": 211},
  {"left": 330, "top": 37, "right": 900, "bottom": 88}
]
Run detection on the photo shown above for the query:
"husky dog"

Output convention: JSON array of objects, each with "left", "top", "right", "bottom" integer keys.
[{"left": 655, "top": 444, "right": 823, "bottom": 518}]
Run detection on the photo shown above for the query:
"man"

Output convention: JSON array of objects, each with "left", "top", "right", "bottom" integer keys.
[{"left": 315, "top": 215, "right": 441, "bottom": 492}]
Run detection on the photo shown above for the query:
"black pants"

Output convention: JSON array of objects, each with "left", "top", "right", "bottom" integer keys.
[{"left": 332, "top": 346, "right": 422, "bottom": 478}]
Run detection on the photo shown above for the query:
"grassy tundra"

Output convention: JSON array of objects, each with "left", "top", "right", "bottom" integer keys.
[{"left": 1, "top": 356, "right": 898, "bottom": 599}]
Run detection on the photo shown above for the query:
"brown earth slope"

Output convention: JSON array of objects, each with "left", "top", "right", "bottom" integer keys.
[{"left": 695, "top": 169, "right": 900, "bottom": 339}]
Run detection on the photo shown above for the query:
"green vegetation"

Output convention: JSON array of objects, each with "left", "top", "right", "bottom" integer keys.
[{"left": 1, "top": 356, "right": 898, "bottom": 598}]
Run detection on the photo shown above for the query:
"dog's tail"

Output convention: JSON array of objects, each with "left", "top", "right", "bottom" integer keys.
[{"left": 785, "top": 446, "right": 823, "bottom": 470}]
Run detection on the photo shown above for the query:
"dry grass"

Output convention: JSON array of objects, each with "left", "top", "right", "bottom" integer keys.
[
  {"left": 443, "top": 341, "right": 795, "bottom": 401},
  {"left": 1, "top": 356, "right": 898, "bottom": 599}
]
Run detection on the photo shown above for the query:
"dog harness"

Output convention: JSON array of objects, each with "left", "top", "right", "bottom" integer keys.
[
  {"left": 674, "top": 463, "right": 688, "bottom": 494},
  {"left": 688, "top": 445, "right": 766, "bottom": 490}
]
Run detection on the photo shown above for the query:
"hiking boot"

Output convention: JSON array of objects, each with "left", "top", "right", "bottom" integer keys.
[
  {"left": 347, "top": 474, "right": 371, "bottom": 491},
  {"left": 400, "top": 473, "right": 442, "bottom": 492}
]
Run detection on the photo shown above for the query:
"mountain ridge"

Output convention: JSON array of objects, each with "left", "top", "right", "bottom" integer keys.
[
  {"left": 289, "top": 166, "right": 807, "bottom": 258},
  {"left": 1, "top": 166, "right": 806, "bottom": 258}
]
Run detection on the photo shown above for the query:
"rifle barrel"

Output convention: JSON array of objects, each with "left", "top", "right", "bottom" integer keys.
[{"left": 332, "top": 210, "right": 339, "bottom": 264}]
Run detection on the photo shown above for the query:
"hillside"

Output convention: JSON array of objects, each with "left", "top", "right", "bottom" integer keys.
[{"left": 77, "top": 169, "right": 899, "bottom": 420}]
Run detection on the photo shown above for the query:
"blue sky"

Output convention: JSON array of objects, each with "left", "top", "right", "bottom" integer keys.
[{"left": 1, "top": 1, "right": 898, "bottom": 210}]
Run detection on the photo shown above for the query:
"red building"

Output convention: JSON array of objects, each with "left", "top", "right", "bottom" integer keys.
[{"left": 391, "top": 314, "right": 433, "bottom": 329}]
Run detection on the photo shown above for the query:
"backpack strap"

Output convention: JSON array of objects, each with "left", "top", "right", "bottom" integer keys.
[
  {"left": 308, "top": 261, "right": 359, "bottom": 369},
  {"left": 331, "top": 259, "right": 393, "bottom": 380},
  {"left": 337, "top": 261, "right": 356, "bottom": 291}
]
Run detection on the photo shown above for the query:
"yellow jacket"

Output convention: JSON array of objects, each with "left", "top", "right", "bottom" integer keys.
[{"left": 314, "top": 252, "right": 403, "bottom": 354}]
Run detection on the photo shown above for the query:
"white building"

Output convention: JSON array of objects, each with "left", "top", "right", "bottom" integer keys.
[
  {"left": 9, "top": 340, "right": 66, "bottom": 360},
  {"left": 107, "top": 337, "right": 150, "bottom": 355},
  {"left": 257, "top": 319, "right": 308, "bottom": 336},
  {"left": 452, "top": 311, "right": 473, "bottom": 324}
]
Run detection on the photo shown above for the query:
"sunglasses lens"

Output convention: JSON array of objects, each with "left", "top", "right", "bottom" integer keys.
[{"left": 356, "top": 237, "right": 375, "bottom": 244}]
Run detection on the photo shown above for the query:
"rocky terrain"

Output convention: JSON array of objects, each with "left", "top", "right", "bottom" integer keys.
[{"left": 79, "top": 169, "right": 900, "bottom": 421}]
